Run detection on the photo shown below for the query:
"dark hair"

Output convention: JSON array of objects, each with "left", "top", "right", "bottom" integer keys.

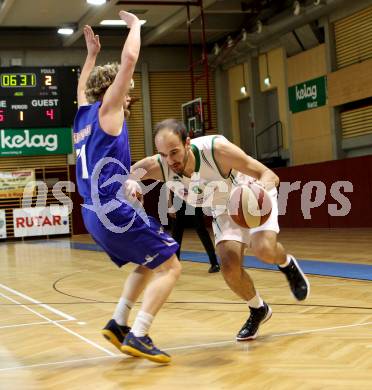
[{"left": 154, "top": 119, "right": 188, "bottom": 144}]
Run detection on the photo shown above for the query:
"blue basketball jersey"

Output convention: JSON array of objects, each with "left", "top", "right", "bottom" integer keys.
[
  {"left": 72, "top": 101, "right": 179, "bottom": 269},
  {"left": 73, "top": 101, "right": 131, "bottom": 201}
]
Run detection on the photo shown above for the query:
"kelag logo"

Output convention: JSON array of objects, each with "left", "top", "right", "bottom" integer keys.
[
  {"left": 288, "top": 76, "right": 327, "bottom": 113},
  {"left": 295, "top": 83, "right": 317, "bottom": 101},
  {"left": 1, "top": 130, "right": 57, "bottom": 151},
  {"left": 0, "top": 128, "right": 72, "bottom": 156}
]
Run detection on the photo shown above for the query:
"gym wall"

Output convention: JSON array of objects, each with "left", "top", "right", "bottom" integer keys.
[
  {"left": 227, "top": 62, "right": 250, "bottom": 146},
  {"left": 258, "top": 47, "right": 290, "bottom": 152},
  {"left": 287, "top": 44, "right": 333, "bottom": 165}
]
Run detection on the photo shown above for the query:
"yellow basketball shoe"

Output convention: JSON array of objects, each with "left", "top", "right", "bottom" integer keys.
[
  {"left": 101, "top": 319, "right": 131, "bottom": 351},
  {"left": 121, "top": 332, "right": 171, "bottom": 364}
]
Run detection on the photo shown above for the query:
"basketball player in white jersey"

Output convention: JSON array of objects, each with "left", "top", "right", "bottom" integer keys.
[{"left": 130, "top": 119, "right": 310, "bottom": 340}]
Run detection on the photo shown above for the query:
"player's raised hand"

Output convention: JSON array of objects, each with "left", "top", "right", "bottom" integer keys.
[
  {"left": 119, "top": 10, "right": 140, "bottom": 28},
  {"left": 83, "top": 25, "right": 101, "bottom": 56}
]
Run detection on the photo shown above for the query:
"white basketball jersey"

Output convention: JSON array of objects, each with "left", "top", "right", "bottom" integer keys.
[{"left": 157, "top": 135, "right": 253, "bottom": 216}]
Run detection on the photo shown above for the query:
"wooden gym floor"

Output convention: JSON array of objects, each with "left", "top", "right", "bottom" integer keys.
[{"left": 0, "top": 228, "right": 372, "bottom": 390}]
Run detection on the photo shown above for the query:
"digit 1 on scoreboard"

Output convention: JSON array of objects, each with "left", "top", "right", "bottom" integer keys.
[
  {"left": 19, "top": 111, "right": 24, "bottom": 121},
  {"left": 46, "top": 108, "right": 54, "bottom": 120}
]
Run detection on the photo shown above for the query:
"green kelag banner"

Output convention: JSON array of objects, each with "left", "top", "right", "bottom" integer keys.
[
  {"left": 0, "top": 128, "right": 72, "bottom": 156},
  {"left": 288, "top": 76, "right": 327, "bottom": 113}
]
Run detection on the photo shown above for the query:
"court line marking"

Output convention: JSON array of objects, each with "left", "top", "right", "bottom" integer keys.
[
  {"left": 0, "top": 283, "right": 76, "bottom": 321},
  {"left": 1, "top": 319, "right": 372, "bottom": 372},
  {"left": 0, "top": 291, "right": 115, "bottom": 357},
  {"left": 0, "top": 355, "right": 117, "bottom": 372},
  {"left": 0, "top": 319, "right": 71, "bottom": 330},
  {"left": 165, "top": 320, "right": 372, "bottom": 351},
  {"left": 24, "top": 240, "right": 372, "bottom": 281},
  {"left": 269, "top": 321, "right": 372, "bottom": 338}
]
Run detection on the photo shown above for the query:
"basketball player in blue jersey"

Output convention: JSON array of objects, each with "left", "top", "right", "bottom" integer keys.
[
  {"left": 73, "top": 14, "right": 181, "bottom": 364},
  {"left": 131, "top": 119, "right": 310, "bottom": 341}
]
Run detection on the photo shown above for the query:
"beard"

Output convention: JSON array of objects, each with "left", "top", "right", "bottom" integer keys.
[
  {"left": 172, "top": 164, "right": 183, "bottom": 174},
  {"left": 172, "top": 149, "right": 189, "bottom": 175}
]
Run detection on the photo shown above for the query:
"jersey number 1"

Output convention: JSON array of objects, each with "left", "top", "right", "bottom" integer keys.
[{"left": 76, "top": 144, "right": 88, "bottom": 179}]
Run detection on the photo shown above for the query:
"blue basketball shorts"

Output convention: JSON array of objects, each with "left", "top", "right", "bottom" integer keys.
[{"left": 81, "top": 204, "right": 179, "bottom": 269}]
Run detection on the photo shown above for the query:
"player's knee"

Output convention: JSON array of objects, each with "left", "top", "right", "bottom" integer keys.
[
  {"left": 252, "top": 240, "right": 276, "bottom": 263},
  {"left": 155, "top": 254, "right": 181, "bottom": 278},
  {"left": 173, "top": 259, "right": 182, "bottom": 279},
  {"left": 168, "top": 254, "right": 182, "bottom": 279},
  {"left": 220, "top": 256, "right": 241, "bottom": 279}
]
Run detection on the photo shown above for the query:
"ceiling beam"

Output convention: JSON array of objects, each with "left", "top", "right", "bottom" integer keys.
[
  {"left": 62, "top": 0, "right": 118, "bottom": 47},
  {"left": 0, "top": 0, "right": 16, "bottom": 24},
  {"left": 204, "top": 10, "right": 253, "bottom": 14},
  {"left": 115, "top": 1, "right": 200, "bottom": 5},
  {"left": 246, "top": 0, "right": 350, "bottom": 47},
  {"left": 221, "top": 0, "right": 350, "bottom": 68},
  {"left": 142, "top": 0, "right": 218, "bottom": 46}
]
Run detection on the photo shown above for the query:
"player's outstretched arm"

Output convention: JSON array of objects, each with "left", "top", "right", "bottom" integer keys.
[
  {"left": 122, "top": 156, "right": 163, "bottom": 203},
  {"left": 213, "top": 139, "right": 279, "bottom": 190},
  {"left": 131, "top": 155, "right": 164, "bottom": 182},
  {"left": 100, "top": 11, "right": 141, "bottom": 135},
  {"left": 77, "top": 25, "right": 101, "bottom": 107}
]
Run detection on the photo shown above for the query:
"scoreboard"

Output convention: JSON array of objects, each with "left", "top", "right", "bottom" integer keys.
[{"left": 0, "top": 66, "right": 79, "bottom": 128}]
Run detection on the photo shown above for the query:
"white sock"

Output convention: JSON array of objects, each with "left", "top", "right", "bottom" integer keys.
[
  {"left": 278, "top": 254, "right": 292, "bottom": 268},
  {"left": 113, "top": 297, "right": 134, "bottom": 326},
  {"left": 247, "top": 293, "right": 264, "bottom": 309},
  {"left": 132, "top": 311, "right": 154, "bottom": 337}
]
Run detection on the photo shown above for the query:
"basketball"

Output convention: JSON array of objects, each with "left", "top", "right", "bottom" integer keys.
[{"left": 228, "top": 183, "right": 272, "bottom": 228}]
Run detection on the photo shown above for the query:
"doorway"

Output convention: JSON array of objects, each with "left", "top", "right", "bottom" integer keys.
[{"left": 238, "top": 97, "right": 255, "bottom": 157}]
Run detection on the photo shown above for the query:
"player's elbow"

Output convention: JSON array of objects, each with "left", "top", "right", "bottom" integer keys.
[
  {"left": 123, "top": 51, "right": 139, "bottom": 65},
  {"left": 127, "top": 53, "right": 137, "bottom": 64},
  {"left": 273, "top": 173, "right": 280, "bottom": 187},
  {"left": 263, "top": 169, "right": 279, "bottom": 188},
  {"left": 131, "top": 157, "right": 153, "bottom": 178}
]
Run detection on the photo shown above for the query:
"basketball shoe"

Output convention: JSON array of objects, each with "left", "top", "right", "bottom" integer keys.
[
  {"left": 121, "top": 332, "right": 171, "bottom": 364},
  {"left": 101, "top": 319, "right": 131, "bottom": 351},
  {"left": 236, "top": 302, "right": 272, "bottom": 341},
  {"left": 208, "top": 264, "right": 220, "bottom": 273},
  {"left": 279, "top": 255, "right": 310, "bottom": 301}
]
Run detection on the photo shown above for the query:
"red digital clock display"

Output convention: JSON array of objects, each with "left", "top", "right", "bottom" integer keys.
[{"left": 0, "top": 67, "right": 79, "bottom": 129}]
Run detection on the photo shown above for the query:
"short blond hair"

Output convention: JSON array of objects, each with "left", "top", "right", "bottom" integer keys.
[{"left": 85, "top": 62, "right": 119, "bottom": 103}]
